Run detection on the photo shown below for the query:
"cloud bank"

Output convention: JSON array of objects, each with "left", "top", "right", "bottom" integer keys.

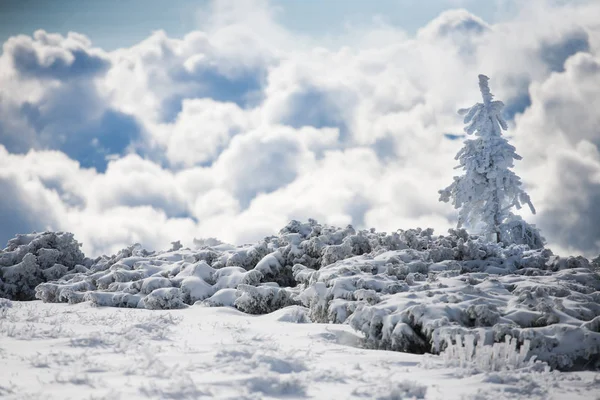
[{"left": 1, "top": 0, "right": 599, "bottom": 257}]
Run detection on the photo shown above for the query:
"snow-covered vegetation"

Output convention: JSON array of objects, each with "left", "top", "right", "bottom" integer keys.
[
  {"left": 439, "top": 75, "right": 542, "bottom": 248},
  {"left": 438, "top": 332, "right": 547, "bottom": 373},
  {"left": 0, "top": 232, "right": 85, "bottom": 301},
  {"left": 1, "top": 218, "right": 598, "bottom": 372}
]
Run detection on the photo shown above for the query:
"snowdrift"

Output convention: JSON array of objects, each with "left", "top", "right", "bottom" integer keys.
[{"left": 2, "top": 220, "right": 599, "bottom": 370}]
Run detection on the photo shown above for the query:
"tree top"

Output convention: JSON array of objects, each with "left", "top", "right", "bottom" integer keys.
[{"left": 478, "top": 74, "right": 493, "bottom": 105}]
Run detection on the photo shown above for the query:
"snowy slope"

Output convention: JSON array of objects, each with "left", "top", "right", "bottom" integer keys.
[{"left": 1, "top": 301, "right": 599, "bottom": 400}]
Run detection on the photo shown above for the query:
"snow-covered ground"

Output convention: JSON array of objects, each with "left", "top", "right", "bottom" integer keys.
[
  {"left": 1, "top": 300, "right": 598, "bottom": 400},
  {"left": 2, "top": 221, "right": 600, "bottom": 398}
]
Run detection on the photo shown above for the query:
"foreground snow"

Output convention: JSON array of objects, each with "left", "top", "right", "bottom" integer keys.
[{"left": 1, "top": 301, "right": 598, "bottom": 400}]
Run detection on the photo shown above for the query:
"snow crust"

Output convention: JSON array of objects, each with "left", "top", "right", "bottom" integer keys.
[{"left": 2, "top": 220, "right": 600, "bottom": 371}]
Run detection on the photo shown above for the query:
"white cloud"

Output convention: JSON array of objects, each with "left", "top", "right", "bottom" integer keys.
[
  {"left": 163, "top": 99, "right": 250, "bottom": 167},
  {"left": 512, "top": 52, "right": 600, "bottom": 256},
  {"left": 1, "top": 0, "right": 599, "bottom": 258},
  {"left": 417, "top": 8, "right": 490, "bottom": 41},
  {"left": 211, "top": 126, "right": 316, "bottom": 205},
  {"left": 87, "top": 154, "right": 189, "bottom": 217}
]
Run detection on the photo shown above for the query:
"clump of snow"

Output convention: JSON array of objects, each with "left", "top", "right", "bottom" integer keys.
[
  {"left": 3, "top": 219, "right": 596, "bottom": 371},
  {"left": 353, "top": 379, "right": 427, "bottom": 399},
  {"left": 0, "top": 232, "right": 86, "bottom": 300},
  {"left": 271, "top": 305, "right": 312, "bottom": 323},
  {"left": 199, "top": 288, "right": 238, "bottom": 307}
]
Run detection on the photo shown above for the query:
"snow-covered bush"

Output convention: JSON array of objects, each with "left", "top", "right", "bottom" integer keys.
[
  {"left": 439, "top": 332, "right": 545, "bottom": 373},
  {"left": 85, "top": 291, "right": 143, "bottom": 308},
  {"left": 143, "top": 288, "right": 186, "bottom": 310},
  {"left": 21, "top": 219, "right": 600, "bottom": 371},
  {"left": 346, "top": 261, "right": 600, "bottom": 370},
  {"left": 0, "top": 232, "right": 86, "bottom": 300},
  {"left": 499, "top": 215, "right": 544, "bottom": 250},
  {"left": 234, "top": 284, "right": 297, "bottom": 314}
]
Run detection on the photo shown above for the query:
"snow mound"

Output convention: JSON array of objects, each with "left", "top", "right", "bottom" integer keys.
[
  {"left": 0, "top": 232, "right": 86, "bottom": 300},
  {"left": 4, "top": 220, "right": 598, "bottom": 371}
]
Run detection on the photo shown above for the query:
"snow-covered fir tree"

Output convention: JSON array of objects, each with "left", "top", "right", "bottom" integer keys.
[{"left": 439, "top": 74, "right": 543, "bottom": 248}]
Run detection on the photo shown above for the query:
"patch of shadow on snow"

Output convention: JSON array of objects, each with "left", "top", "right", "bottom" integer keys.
[
  {"left": 314, "top": 327, "right": 364, "bottom": 348},
  {"left": 244, "top": 373, "right": 308, "bottom": 398}
]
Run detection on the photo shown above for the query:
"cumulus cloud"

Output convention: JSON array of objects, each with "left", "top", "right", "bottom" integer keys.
[
  {"left": 163, "top": 99, "right": 250, "bottom": 167},
  {"left": 0, "top": 146, "right": 70, "bottom": 247},
  {"left": 0, "top": 0, "right": 599, "bottom": 258},
  {"left": 539, "top": 142, "right": 600, "bottom": 255},
  {"left": 104, "top": 28, "right": 272, "bottom": 124},
  {"left": 512, "top": 52, "right": 600, "bottom": 256},
  {"left": 0, "top": 174, "right": 58, "bottom": 246},
  {"left": 417, "top": 8, "right": 490, "bottom": 47},
  {"left": 87, "top": 155, "right": 190, "bottom": 218},
  {"left": 212, "top": 126, "right": 315, "bottom": 206},
  {"left": 6, "top": 30, "right": 109, "bottom": 80},
  {"left": 0, "top": 30, "right": 140, "bottom": 172}
]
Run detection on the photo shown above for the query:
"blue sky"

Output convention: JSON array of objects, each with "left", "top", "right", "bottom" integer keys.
[
  {"left": 0, "top": 0, "right": 514, "bottom": 49},
  {"left": 0, "top": 0, "right": 598, "bottom": 257}
]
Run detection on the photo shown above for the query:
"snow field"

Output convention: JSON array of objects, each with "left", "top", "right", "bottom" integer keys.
[{"left": 1, "top": 301, "right": 599, "bottom": 399}]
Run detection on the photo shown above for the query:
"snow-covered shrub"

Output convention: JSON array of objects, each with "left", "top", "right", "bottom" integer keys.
[
  {"left": 234, "top": 284, "right": 297, "bottom": 314},
  {"left": 140, "top": 277, "right": 172, "bottom": 294},
  {"left": 440, "top": 332, "right": 544, "bottom": 373},
  {"left": 346, "top": 264, "right": 600, "bottom": 370},
  {"left": 22, "top": 219, "right": 600, "bottom": 371},
  {"left": 294, "top": 252, "right": 413, "bottom": 323},
  {"left": 499, "top": 215, "right": 544, "bottom": 250},
  {"left": 321, "top": 242, "right": 353, "bottom": 267},
  {"left": 255, "top": 252, "right": 294, "bottom": 287},
  {"left": 0, "top": 232, "right": 86, "bottom": 300},
  {"left": 224, "top": 242, "right": 269, "bottom": 271},
  {"left": 143, "top": 288, "right": 186, "bottom": 310},
  {"left": 180, "top": 276, "right": 215, "bottom": 303},
  {"left": 401, "top": 228, "right": 434, "bottom": 251},
  {"left": 85, "top": 291, "right": 143, "bottom": 308},
  {"left": 367, "top": 230, "right": 407, "bottom": 255},
  {"left": 35, "top": 280, "right": 96, "bottom": 303}
]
